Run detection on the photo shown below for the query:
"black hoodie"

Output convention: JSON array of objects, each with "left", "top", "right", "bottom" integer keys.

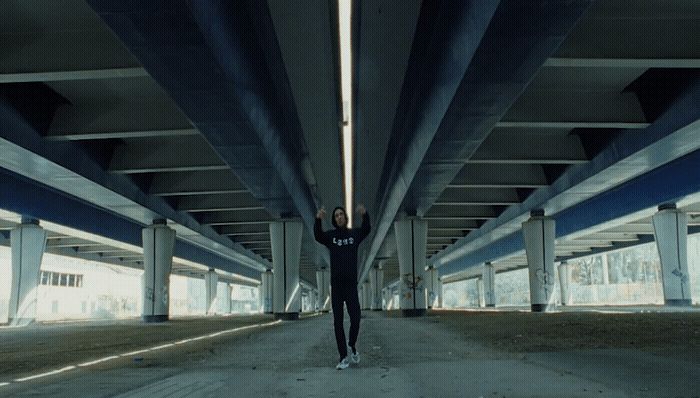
[{"left": 314, "top": 211, "right": 371, "bottom": 288}]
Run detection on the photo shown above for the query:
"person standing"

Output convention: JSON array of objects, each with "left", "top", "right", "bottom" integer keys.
[{"left": 314, "top": 204, "right": 371, "bottom": 369}]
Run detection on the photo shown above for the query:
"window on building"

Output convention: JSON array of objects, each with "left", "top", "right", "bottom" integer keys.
[{"left": 41, "top": 272, "right": 84, "bottom": 288}]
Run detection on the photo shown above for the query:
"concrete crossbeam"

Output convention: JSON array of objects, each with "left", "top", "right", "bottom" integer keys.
[
  {"left": 149, "top": 171, "right": 247, "bottom": 197},
  {"left": 0, "top": 67, "right": 148, "bottom": 83},
  {"left": 109, "top": 136, "right": 228, "bottom": 174}
]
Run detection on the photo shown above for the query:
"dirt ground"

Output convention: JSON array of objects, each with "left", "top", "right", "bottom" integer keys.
[
  {"left": 0, "top": 314, "right": 276, "bottom": 378},
  {"left": 430, "top": 309, "right": 700, "bottom": 363}
]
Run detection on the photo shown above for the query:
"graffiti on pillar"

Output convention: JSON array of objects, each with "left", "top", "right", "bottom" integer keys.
[
  {"left": 402, "top": 273, "right": 423, "bottom": 300},
  {"left": 161, "top": 286, "right": 169, "bottom": 306},
  {"left": 145, "top": 287, "right": 155, "bottom": 302},
  {"left": 536, "top": 268, "right": 555, "bottom": 297},
  {"left": 428, "top": 291, "right": 436, "bottom": 305},
  {"left": 535, "top": 268, "right": 554, "bottom": 286},
  {"left": 672, "top": 268, "right": 689, "bottom": 283}
]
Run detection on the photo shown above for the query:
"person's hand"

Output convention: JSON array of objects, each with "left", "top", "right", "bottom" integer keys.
[
  {"left": 316, "top": 207, "right": 327, "bottom": 219},
  {"left": 355, "top": 204, "right": 366, "bottom": 216}
]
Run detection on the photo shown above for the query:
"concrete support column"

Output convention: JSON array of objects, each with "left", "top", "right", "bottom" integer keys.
[
  {"left": 142, "top": 220, "right": 175, "bottom": 322},
  {"left": 652, "top": 204, "right": 692, "bottom": 306},
  {"left": 315, "top": 268, "right": 330, "bottom": 312},
  {"left": 558, "top": 261, "right": 571, "bottom": 306},
  {"left": 426, "top": 266, "right": 440, "bottom": 309},
  {"left": 357, "top": 284, "right": 363, "bottom": 308},
  {"left": 204, "top": 269, "right": 218, "bottom": 315},
  {"left": 8, "top": 219, "right": 47, "bottom": 325},
  {"left": 601, "top": 254, "right": 610, "bottom": 285},
  {"left": 477, "top": 277, "right": 485, "bottom": 308},
  {"left": 483, "top": 262, "right": 496, "bottom": 308},
  {"left": 394, "top": 218, "right": 427, "bottom": 317},
  {"left": 261, "top": 270, "right": 273, "bottom": 314},
  {"left": 362, "top": 280, "right": 371, "bottom": 310},
  {"left": 369, "top": 264, "right": 384, "bottom": 310},
  {"left": 226, "top": 284, "right": 233, "bottom": 313},
  {"left": 300, "top": 291, "right": 308, "bottom": 312},
  {"left": 382, "top": 288, "right": 391, "bottom": 310},
  {"left": 437, "top": 279, "right": 443, "bottom": 308},
  {"left": 270, "top": 220, "right": 303, "bottom": 320},
  {"left": 522, "top": 210, "right": 556, "bottom": 312},
  {"left": 359, "top": 284, "right": 365, "bottom": 309}
]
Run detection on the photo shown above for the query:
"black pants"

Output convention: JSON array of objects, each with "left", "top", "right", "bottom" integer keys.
[{"left": 331, "top": 284, "right": 361, "bottom": 360}]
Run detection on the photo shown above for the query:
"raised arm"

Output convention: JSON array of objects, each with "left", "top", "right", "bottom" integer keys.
[
  {"left": 355, "top": 205, "right": 371, "bottom": 243},
  {"left": 314, "top": 208, "right": 331, "bottom": 246}
]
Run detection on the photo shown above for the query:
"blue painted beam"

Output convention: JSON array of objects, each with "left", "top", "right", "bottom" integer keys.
[
  {"left": 559, "top": 226, "right": 700, "bottom": 263},
  {"left": 358, "top": 0, "right": 502, "bottom": 282},
  {"left": 558, "top": 235, "right": 656, "bottom": 264},
  {"left": 86, "top": 0, "right": 318, "bottom": 231},
  {"left": 434, "top": 76, "right": 700, "bottom": 271},
  {"left": 0, "top": 167, "right": 261, "bottom": 280},
  {"left": 0, "top": 95, "right": 268, "bottom": 271},
  {"left": 438, "top": 148, "right": 700, "bottom": 277},
  {"left": 403, "top": 0, "right": 594, "bottom": 215}
]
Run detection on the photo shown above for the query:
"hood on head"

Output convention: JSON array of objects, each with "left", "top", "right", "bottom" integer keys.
[{"left": 331, "top": 206, "right": 347, "bottom": 229}]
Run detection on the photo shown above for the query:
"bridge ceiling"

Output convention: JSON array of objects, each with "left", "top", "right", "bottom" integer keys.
[
  {"left": 428, "top": 0, "right": 700, "bottom": 280},
  {"left": 1, "top": 0, "right": 699, "bottom": 289}
]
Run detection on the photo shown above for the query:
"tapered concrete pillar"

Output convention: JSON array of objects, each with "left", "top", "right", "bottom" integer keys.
[
  {"left": 558, "top": 261, "right": 571, "bottom": 306},
  {"left": 601, "top": 254, "right": 610, "bottom": 285},
  {"left": 394, "top": 218, "right": 427, "bottom": 317},
  {"left": 205, "top": 269, "right": 218, "bottom": 315},
  {"left": 477, "top": 277, "right": 485, "bottom": 308},
  {"left": 300, "top": 291, "right": 308, "bottom": 312},
  {"left": 383, "top": 288, "right": 391, "bottom": 310},
  {"left": 261, "top": 269, "right": 273, "bottom": 314},
  {"left": 358, "top": 284, "right": 364, "bottom": 309},
  {"left": 483, "top": 262, "right": 496, "bottom": 308},
  {"left": 652, "top": 204, "right": 692, "bottom": 306},
  {"left": 142, "top": 220, "right": 175, "bottom": 322},
  {"left": 226, "top": 284, "right": 233, "bottom": 313},
  {"left": 316, "top": 268, "right": 330, "bottom": 312},
  {"left": 260, "top": 269, "right": 274, "bottom": 314},
  {"left": 369, "top": 264, "right": 384, "bottom": 310},
  {"left": 361, "top": 280, "right": 371, "bottom": 310},
  {"left": 522, "top": 210, "right": 556, "bottom": 312},
  {"left": 8, "top": 219, "right": 47, "bottom": 325},
  {"left": 426, "top": 266, "right": 440, "bottom": 309},
  {"left": 270, "top": 220, "right": 303, "bottom": 320}
]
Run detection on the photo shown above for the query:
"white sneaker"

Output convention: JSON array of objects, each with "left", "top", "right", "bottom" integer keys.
[
  {"left": 336, "top": 357, "right": 350, "bottom": 370},
  {"left": 348, "top": 345, "right": 360, "bottom": 364}
]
